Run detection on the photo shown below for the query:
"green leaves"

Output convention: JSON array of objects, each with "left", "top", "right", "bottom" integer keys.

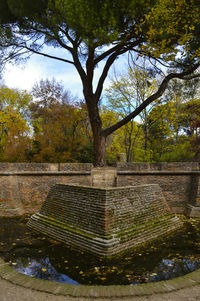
[
  {"left": 144, "top": 0, "right": 200, "bottom": 60},
  {"left": 52, "top": 0, "right": 151, "bottom": 44}
]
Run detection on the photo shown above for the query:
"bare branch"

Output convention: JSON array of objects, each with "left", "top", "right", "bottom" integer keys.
[
  {"left": 182, "top": 74, "right": 200, "bottom": 80},
  {"left": 95, "top": 41, "right": 142, "bottom": 102},
  {"left": 94, "top": 44, "right": 123, "bottom": 65},
  {"left": 102, "top": 62, "right": 200, "bottom": 137},
  {"left": 23, "top": 45, "right": 74, "bottom": 64}
]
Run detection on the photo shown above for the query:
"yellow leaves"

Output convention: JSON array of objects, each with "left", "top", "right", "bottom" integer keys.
[
  {"left": 79, "top": 271, "right": 85, "bottom": 276},
  {"left": 143, "top": 0, "right": 200, "bottom": 59},
  {"left": 41, "top": 268, "right": 47, "bottom": 272},
  {"left": 0, "top": 86, "right": 32, "bottom": 162}
]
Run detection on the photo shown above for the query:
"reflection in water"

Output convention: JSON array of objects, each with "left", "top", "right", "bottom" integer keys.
[
  {"left": 14, "top": 257, "right": 79, "bottom": 284},
  {"left": 146, "top": 258, "right": 200, "bottom": 283},
  {"left": 2, "top": 216, "right": 200, "bottom": 285},
  {"left": 12, "top": 255, "right": 200, "bottom": 285}
]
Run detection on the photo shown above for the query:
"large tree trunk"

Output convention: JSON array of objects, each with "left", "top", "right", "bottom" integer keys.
[
  {"left": 93, "top": 131, "right": 106, "bottom": 166},
  {"left": 84, "top": 93, "right": 107, "bottom": 166},
  {"left": 89, "top": 110, "right": 106, "bottom": 166}
]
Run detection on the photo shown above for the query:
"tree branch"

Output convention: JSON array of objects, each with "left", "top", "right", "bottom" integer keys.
[
  {"left": 71, "top": 48, "right": 87, "bottom": 85},
  {"left": 102, "top": 62, "right": 200, "bottom": 137},
  {"left": 29, "top": 25, "right": 74, "bottom": 52},
  {"left": 94, "top": 44, "right": 123, "bottom": 65},
  {"left": 23, "top": 45, "right": 74, "bottom": 64},
  {"left": 94, "top": 40, "right": 145, "bottom": 102}
]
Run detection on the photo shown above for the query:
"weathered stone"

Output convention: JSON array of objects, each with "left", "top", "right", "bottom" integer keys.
[
  {"left": 91, "top": 167, "right": 117, "bottom": 187},
  {"left": 27, "top": 183, "right": 183, "bottom": 256}
]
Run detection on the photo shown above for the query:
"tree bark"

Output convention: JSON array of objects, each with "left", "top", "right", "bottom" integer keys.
[
  {"left": 84, "top": 92, "right": 107, "bottom": 166},
  {"left": 89, "top": 116, "right": 106, "bottom": 167},
  {"left": 93, "top": 131, "right": 106, "bottom": 167}
]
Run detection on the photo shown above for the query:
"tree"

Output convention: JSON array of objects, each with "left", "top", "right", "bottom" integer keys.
[
  {"left": 0, "top": 86, "right": 32, "bottom": 161},
  {"left": 1, "top": 0, "right": 200, "bottom": 166},
  {"left": 29, "top": 79, "right": 92, "bottom": 162},
  {"left": 147, "top": 94, "right": 200, "bottom": 162},
  {"left": 105, "top": 58, "right": 158, "bottom": 160}
]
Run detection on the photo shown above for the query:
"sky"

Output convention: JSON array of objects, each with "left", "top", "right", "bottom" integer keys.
[{"left": 2, "top": 46, "right": 128, "bottom": 101}]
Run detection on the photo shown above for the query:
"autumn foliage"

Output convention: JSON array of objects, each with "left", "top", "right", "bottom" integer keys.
[{"left": 0, "top": 77, "right": 199, "bottom": 164}]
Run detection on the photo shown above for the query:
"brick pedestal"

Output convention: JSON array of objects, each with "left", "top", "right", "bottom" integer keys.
[{"left": 27, "top": 183, "right": 183, "bottom": 256}]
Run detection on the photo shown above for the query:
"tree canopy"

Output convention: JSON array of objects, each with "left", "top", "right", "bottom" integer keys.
[
  {"left": 0, "top": 78, "right": 199, "bottom": 163},
  {"left": 0, "top": 0, "right": 200, "bottom": 165}
]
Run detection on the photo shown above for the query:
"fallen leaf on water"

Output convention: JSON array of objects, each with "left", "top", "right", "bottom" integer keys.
[{"left": 150, "top": 273, "right": 157, "bottom": 276}]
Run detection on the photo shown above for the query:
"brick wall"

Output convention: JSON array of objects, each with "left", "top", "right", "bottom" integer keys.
[
  {"left": 0, "top": 163, "right": 92, "bottom": 215},
  {"left": 0, "top": 162, "right": 199, "bottom": 215},
  {"left": 117, "top": 162, "right": 200, "bottom": 213}
]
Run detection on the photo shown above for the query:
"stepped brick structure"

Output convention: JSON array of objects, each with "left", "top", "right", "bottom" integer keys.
[
  {"left": 1, "top": 162, "right": 199, "bottom": 255},
  {"left": 27, "top": 182, "right": 183, "bottom": 256}
]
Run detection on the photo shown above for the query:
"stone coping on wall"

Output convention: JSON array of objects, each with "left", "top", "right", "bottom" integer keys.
[
  {"left": 0, "top": 257, "right": 200, "bottom": 298},
  {"left": 0, "top": 171, "right": 91, "bottom": 176},
  {"left": 0, "top": 170, "right": 199, "bottom": 176},
  {"left": 0, "top": 163, "right": 93, "bottom": 172},
  {"left": 117, "top": 162, "right": 200, "bottom": 171},
  {"left": 0, "top": 162, "right": 199, "bottom": 172},
  {"left": 117, "top": 170, "right": 200, "bottom": 175}
]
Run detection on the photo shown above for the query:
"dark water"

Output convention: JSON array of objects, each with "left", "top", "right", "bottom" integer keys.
[{"left": 1, "top": 216, "right": 200, "bottom": 285}]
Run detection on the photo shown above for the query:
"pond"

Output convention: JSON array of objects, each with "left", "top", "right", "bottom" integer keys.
[{"left": 0, "top": 215, "right": 200, "bottom": 285}]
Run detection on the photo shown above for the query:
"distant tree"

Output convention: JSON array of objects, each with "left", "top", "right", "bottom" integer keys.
[
  {"left": 31, "top": 78, "right": 73, "bottom": 107},
  {"left": 1, "top": 0, "right": 200, "bottom": 165},
  {"left": 148, "top": 96, "right": 200, "bottom": 162},
  {"left": 29, "top": 79, "right": 92, "bottom": 162},
  {"left": 105, "top": 58, "right": 158, "bottom": 160},
  {"left": 0, "top": 86, "right": 32, "bottom": 161},
  {"left": 182, "top": 99, "right": 200, "bottom": 161}
]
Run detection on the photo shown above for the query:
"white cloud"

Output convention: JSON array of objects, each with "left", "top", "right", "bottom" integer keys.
[
  {"left": 3, "top": 52, "right": 83, "bottom": 98},
  {"left": 4, "top": 63, "right": 43, "bottom": 91},
  {"left": 3, "top": 47, "right": 128, "bottom": 101}
]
